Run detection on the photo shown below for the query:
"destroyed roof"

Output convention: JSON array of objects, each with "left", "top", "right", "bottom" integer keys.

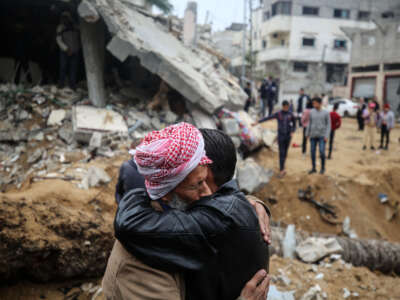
[{"left": 86, "top": 0, "right": 246, "bottom": 114}]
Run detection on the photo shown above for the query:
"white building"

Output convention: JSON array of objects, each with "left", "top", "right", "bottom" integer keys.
[
  {"left": 252, "top": 0, "right": 398, "bottom": 102},
  {"left": 212, "top": 23, "right": 248, "bottom": 75}
]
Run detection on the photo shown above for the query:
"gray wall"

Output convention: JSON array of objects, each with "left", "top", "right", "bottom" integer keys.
[{"left": 350, "top": 22, "right": 400, "bottom": 66}]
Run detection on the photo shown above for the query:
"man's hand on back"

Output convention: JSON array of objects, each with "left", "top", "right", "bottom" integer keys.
[
  {"left": 247, "top": 197, "right": 271, "bottom": 244},
  {"left": 239, "top": 270, "right": 270, "bottom": 300}
]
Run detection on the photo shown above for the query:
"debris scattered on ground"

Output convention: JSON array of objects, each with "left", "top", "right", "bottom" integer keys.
[
  {"left": 236, "top": 158, "right": 273, "bottom": 193},
  {"left": 296, "top": 237, "right": 343, "bottom": 263}
]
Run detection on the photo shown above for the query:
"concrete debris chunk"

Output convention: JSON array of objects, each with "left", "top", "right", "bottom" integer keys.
[
  {"left": 58, "top": 127, "right": 75, "bottom": 145},
  {"left": 96, "top": 0, "right": 246, "bottom": 114},
  {"left": 81, "top": 166, "right": 111, "bottom": 189},
  {"left": 89, "top": 132, "right": 103, "bottom": 149},
  {"left": 47, "top": 109, "right": 66, "bottom": 126},
  {"left": 296, "top": 237, "right": 343, "bottom": 263},
  {"left": 163, "top": 110, "right": 178, "bottom": 124},
  {"left": 268, "top": 285, "right": 295, "bottom": 300},
  {"left": 236, "top": 158, "right": 272, "bottom": 193},
  {"left": 262, "top": 129, "right": 278, "bottom": 148},
  {"left": 72, "top": 106, "right": 128, "bottom": 143},
  {"left": 342, "top": 216, "right": 358, "bottom": 239},
  {"left": 190, "top": 108, "right": 217, "bottom": 129},
  {"left": 78, "top": 0, "right": 100, "bottom": 23},
  {"left": 28, "top": 149, "right": 43, "bottom": 164},
  {"left": 221, "top": 118, "right": 240, "bottom": 136},
  {"left": 283, "top": 224, "right": 296, "bottom": 259},
  {"left": 300, "top": 285, "right": 326, "bottom": 300}
]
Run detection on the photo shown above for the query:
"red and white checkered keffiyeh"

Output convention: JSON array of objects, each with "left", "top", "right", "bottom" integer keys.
[{"left": 134, "top": 122, "right": 212, "bottom": 200}]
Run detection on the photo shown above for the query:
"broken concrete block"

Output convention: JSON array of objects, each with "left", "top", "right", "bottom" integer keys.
[
  {"left": 262, "top": 129, "right": 278, "bottom": 148},
  {"left": 164, "top": 110, "right": 178, "bottom": 124},
  {"left": 191, "top": 108, "right": 217, "bottom": 129},
  {"left": 300, "top": 285, "right": 325, "bottom": 300},
  {"left": 89, "top": 132, "right": 103, "bottom": 149},
  {"left": 0, "top": 130, "right": 28, "bottom": 142},
  {"left": 28, "top": 149, "right": 43, "bottom": 164},
  {"left": 268, "top": 285, "right": 295, "bottom": 300},
  {"left": 101, "top": 1, "right": 246, "bottom": 114},
  {"left": 47, "top": 109, "right": 66, "bottom": 126},
  {"left": 58, "top": 127, "right": 75, "bottom": 145},
  {"left": 236, "top": 158, "right": 272, "bottom": 193},
  {"left": 283, "top": 224, "right": 296, "bottom": 259},
  {"left": 78, "top": 0, "right": 100, "bottom": 23},
  {"left": 343, "top": 216, "right": 358, "bottom": 239},
  {"left": 296, "top": 237, "right": 343, "bottom": 263},
  {"left": 72, "top": 106, "right": 128, "bottom": 144},
  {"left": 220, "top": 118, "right": 240, "bottom": 136},
  {"left": 81, "top": 166, "right": 111, "bottom": 189},
  {"left": 151, "top": 117, "right": 164, "bottom": 130},
  {"left": 127, "top": 110, "right": 152, "bottom": 129}
]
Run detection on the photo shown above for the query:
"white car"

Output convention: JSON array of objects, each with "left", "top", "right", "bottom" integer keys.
[{"left": 327, "top": 99, "right": 359, "bottom": 117}]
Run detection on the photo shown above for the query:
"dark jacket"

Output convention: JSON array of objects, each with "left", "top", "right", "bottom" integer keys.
[
  {"left": 115, "top": 159, "right": 145, "bottom": 204},
  {"left": 297, "top": 94, "right": 310, "bottom": 114},
  {"left": 260, "top": 110, "right": 296, "bottom": 138},
  {"left": 115, "top": 180, "right": 269, "bottom": 300}
]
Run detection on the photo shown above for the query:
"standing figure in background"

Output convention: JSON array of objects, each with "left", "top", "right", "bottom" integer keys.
[
  {"left": 306, "top": 97, "right": 331, "bottom": 175},
  {"left": 14, "top": 10, "right": 33, "bottom": 85},
  {"left": 259, "top": 77, "right": 276, "bottom": 117},
  {"left": 322, "top": 93, "right": 330, "bottom": 109},
  {"left": 362, "top": 102, "right": 378, "bottom": 151},
  {"left": 244, "top": 82, "right": 253, "bottom": 112},
  {"left": 328, "top": 103, "right": 342, "bottom": 159},
  {"left": 57, "top": 11, "right": 81, "bottom": 90},
  {"left": 301, "top": 100, "right": 313, "bottom": 156},
  {"left": 255, "top": 101, "right": 296, "bottom": 178},
  {"left": 356, "top": 98, "right": 366, "bottom": 131},
  {"left": 378, "top": 104, "right": 395, "bottom": 150},
  {"left": 297, "top": 88, "right": 310, "bottom": 127}
]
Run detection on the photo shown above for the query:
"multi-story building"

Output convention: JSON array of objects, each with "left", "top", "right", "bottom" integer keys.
[
  {"left": 212, "top": 23, "right": 247, "bottom": 75},
  {"left": 251, "top": 0, "right": 398, "bottom": 102},
  {"left": 344, "top": 17, "right": 400, "bottom": 117}
]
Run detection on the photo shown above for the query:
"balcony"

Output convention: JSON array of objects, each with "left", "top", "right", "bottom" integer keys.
[{"left": 258, "top": 46, "right": 290, "bottom": 62}]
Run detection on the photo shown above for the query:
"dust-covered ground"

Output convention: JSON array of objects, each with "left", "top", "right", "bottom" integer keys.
[
  {"left": 255, "top": 118, "right": 400, "bottom": 243},
  {"left": 1, "top": 119, "right": 400, "bottom": 299}
]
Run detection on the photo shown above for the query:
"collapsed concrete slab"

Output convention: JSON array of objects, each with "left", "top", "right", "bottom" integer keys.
[
  {"left": 87, "top": 0, "right": 246, "bottom": 114},
  {"left": 72, "top": 105, "right": 128, "bottom": 143}
]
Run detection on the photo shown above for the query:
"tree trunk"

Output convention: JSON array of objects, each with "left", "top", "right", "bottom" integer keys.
[{"left": 270, "top": 226, "right": 400, "bottom": 275}]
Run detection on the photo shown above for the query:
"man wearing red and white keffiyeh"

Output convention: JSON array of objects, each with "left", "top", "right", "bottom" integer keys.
[
  {"left": 134, "top": 122, "right": 212, "bottom": 202},
  {"left": 104, "top": 123, "right": 270, "bottom": 300}
]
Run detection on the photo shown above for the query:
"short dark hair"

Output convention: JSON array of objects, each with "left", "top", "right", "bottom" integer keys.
[
  {"left": 282, "top": 100, "right": 289, "bottom": 106},
  {"left": 333, "top": 103, "right": 339, "bottom": 110},
  {"left": 199, "top": 129, "right": 237, "bottom": 187},
  {"left": 312, "top": 97, "right": 322, "bottom": 104}
]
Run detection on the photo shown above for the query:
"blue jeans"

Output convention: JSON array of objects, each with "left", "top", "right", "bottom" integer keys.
[
  {"left": 310, "top": 137, "right": 326, "bottom": 171},
  {"left": 59, "top": 51, "right": 79, "bottom": 89}
]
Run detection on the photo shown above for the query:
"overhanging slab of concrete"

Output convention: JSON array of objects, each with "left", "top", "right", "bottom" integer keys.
[{"left": 87, "top": 0, "right": 246, "bottom": 114}]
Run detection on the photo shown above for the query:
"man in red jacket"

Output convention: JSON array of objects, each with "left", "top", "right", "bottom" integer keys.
[{"left": 328, "top": 103, "right": 342, "bottom": 159}]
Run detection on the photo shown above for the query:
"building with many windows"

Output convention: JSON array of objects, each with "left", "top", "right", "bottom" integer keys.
[{"left": 251, "top": 0, "right": 399, "bottom": 102}]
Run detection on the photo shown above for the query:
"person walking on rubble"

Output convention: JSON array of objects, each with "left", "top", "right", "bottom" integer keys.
[
  {"left": 328, "top": 103, "right": 342, "bottom": 159},
  {"left": 255, "top": 100, "right": 296, "bottom": 178},
  {"left": 301, "top": 99, "right": 313, "bottom": 156},
  {"left": 306, "top": 97, "right": 331, "bottom": 175},
  {"left": 56, "top": 11, "right": 81, "bottom": 90},
  {"left": 378, "top": 103, "right": 395, "bottom": 150},
  {"left": 362, "top": 102, "right": 378, "bottom": 151},
  {"left": 244, "top": 82, "right": 253, "bottom": 112}
]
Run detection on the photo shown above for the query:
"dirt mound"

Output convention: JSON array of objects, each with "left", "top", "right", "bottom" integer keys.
[
  {"left": 254, "top": 119, "right": 400, "bottom": 243},
  {"left": 0, "top": 159, "right": 122, "bottom": 282}
]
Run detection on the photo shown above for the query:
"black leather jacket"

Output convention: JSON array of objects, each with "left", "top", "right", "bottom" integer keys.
[{"left": 115, "top": 180, "right": 269, "bottom": 300}]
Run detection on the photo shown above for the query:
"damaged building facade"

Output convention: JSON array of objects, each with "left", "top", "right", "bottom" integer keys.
[
  {"left": 250, "top": 0, "right": 399, "bottom": 102},
  {"left": 344, "top": 18, "right": 400, "bottom": 117},
  {"left": 1, "top": 0, "right": 246, "bottom": 128}
]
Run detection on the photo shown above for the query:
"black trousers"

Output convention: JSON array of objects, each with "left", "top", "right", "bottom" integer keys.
[
  {"left": 302, "top": 127, "right": 308, "bottom": 154},
  {"left": 244, "top": 99, "right": 251, "bottom": 112},
  {"left": 59, "top": 51, "right": 79, "bottom": 89},
  {"left": 328, "top": 130, "right": 335, "bottom": 158},
  {"left": 380, "top": 125, "right": 390, "bottom": 148},
  {"left": 357, "top": 115, "right": 364, "bottom": 131},
  {"left": 278, "top": 136, "right": 291, "bottom": 171}
]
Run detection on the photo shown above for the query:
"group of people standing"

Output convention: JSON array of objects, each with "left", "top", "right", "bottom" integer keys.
[
  {"left": 254, "top": 87, "right": 341, "bottom": 178},
  {"left": 357, "top": 98, "right": 395, "bottom": 150}
]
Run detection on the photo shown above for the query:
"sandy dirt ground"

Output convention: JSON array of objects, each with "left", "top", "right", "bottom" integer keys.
[
  {"left": 0, "top": 119, "right": 399, "bottom": 299},
  {"left": 255, "top": 118, "right": 400, "bottom": 243}
]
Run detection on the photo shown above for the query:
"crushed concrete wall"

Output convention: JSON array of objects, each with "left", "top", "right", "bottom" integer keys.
[{"left": 86, "top": 0, "right": 246, "bottom": 114}]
